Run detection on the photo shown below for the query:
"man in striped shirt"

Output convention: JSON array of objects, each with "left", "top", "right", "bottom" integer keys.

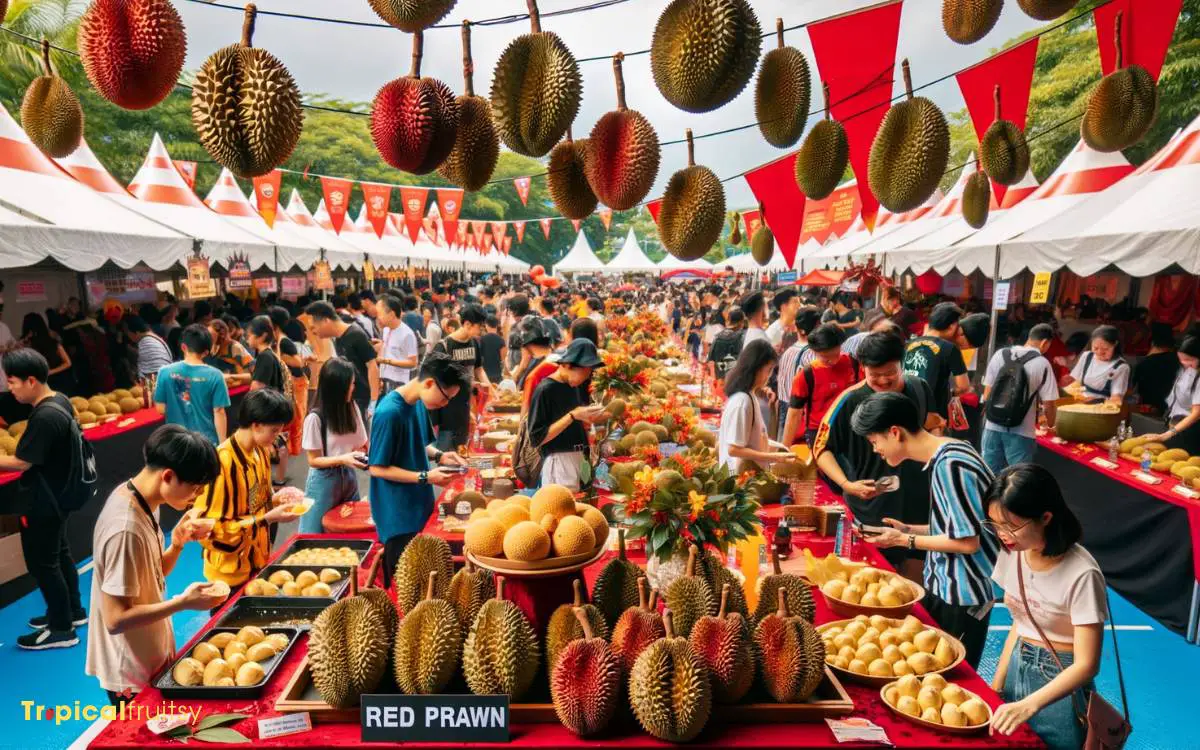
[
  {"left": 127, "top": 315, "right": 173, "bottom": 378},
  {"left": 775, "top": 307, "right": 822, "bottom": 441},
  {"left": 850, "top": 391, "right": 998, "bottom": 669}
]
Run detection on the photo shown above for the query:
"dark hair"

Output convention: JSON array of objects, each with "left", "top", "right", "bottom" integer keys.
[
  {"left": 772, "top": 288, "right": 798, "bottom": 311},
  {"left": 247, "top": 315, "right": 276, "bottom": 347},
  {"left": 856, "top": 331, "right": 906, "bottom": 367},
  {"left": 872, "top": 320, "right": 906, "bottom": 339},
  {"left": 193, "top": 301, "right": 212, "bottom": 320},
  {"left": 795, "top": 307, "right": 822, "bottom": 336},
  {"left": 1150, "top": 322, "right": 1176, "bottom": 349},
  {"left": 313, "top": 358, "right": 358, "bottom": 437},
  {"left": 417, "top": 350, "right": 470, "bottom": 392},
  {"left": 587, "top": 297, "right": 603, "bottom": 312},
  {"left": 359, "top": 289, "right": 376, "bottom": 303},
  {"left": 570, "top": 317, "right": 599, "bottom": 346},
  {"left": 485, "top": 314, "right": 500, "bottom": 329},
  {"left": 179, "top": 324, "right": 213, "bottom": 355},
  {"left": 330, "top": 295, "right": 348, "bottom": 310},
  {"left": 726, "top": 308, "right": 745, "bottom": 328},
  {"left": 460, "top": 304, "right": 486, "bottom": 326},
  {"left": 1, "top": 347, "right": 48, "bottom": 383},
  {"left": 220, "top": 313, "right": 241, "bottom": 332},
  {"left": 144, "top": 424, "right": 220, "bottom": 485},
  {"left": 959, "top": 313, "right": 991, "bottom": 348},
  {"left": 403, "top": 295, "right": 419, "bottom": 312},
  {"left": 739, "top": 291, "right": 765, "bottom": 319},
  {"left": 540, "top": 297, "right": 556, "bottom": 315},
  {"left": 986, "top": 464, "right": 1082, "bottom": 557},
  {"left": 850, "top": 391, "right": 921, "bottom": 436},
  {"left": 1064, "top": 331, "right": 1090, "bottom": 355},
  {"left": 928, "top": 302, "right": 964, "bottom": 331},
  {"left": 724, "top": 339, "right": 778, "bottom": 397},
  {"left": 1026, "top": 323, "right": 1054, "bottom": 343},
  {"left": 1090, "top": 325, "right": 1122, "bottom": 357},
  {"left": 267, "top": 306, "right": 290, "bottom": 330},
  {"left": 347, "top": 293, "right": 363, "bottom": 311},
  {"left": 378, "top": 295, "right": 402, "bottom": 317},
  {"left": 808, "top": 323, "right": 846, "bottom": 353},
  {"left": 883, "top": 286, "right": 903, "bottom": 303},
  {"left": 507, "top": 294, "right": 530, "bottom": 317},
  {"left": 304, "top": 301, "right": 337, "bottom": 322},
  {"left": 125, "top": 315, "right": 150, "bottom": 335},
  {"left": 1180, "top": 336, "right": 1200, "bottom": 359},
  {"left": 237, "top": 387, "right": 294, "bottom": 426},
  {"left": 21, "top": 313, "right": 57, "bottom": 361}
]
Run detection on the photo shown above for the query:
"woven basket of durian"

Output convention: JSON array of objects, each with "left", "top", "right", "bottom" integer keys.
[{"left": 1053, "top": 401, "right": 1124, "bottom": 443}]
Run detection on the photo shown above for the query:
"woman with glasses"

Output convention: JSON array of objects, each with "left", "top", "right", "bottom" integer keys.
[{"left": 985, "top": 464, "right": 1105, "bottom": 750}]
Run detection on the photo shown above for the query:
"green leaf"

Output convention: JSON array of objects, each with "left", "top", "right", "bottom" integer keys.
[
  {"left": 651, "top": 524, "right": 670, "bottom": 552},
  {"left": 164, "top": 725, "right": 194, "bottom": 739},
  {"left": 195, "top": 714, "right": 248, "bottom": 732},
  {"left": 579, "top": 459, "right": 593, "bottom": 485},
  {"left": 191, "top": 727, "right": 252, "bottom": 744}
]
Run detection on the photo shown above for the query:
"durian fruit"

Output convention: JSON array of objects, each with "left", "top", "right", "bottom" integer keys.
[
  {"left": 359, "top": 553, "right": 400, "bottom": 646},
  {"left": 591, "top": 529, "right": 642, "bottom": 628},
  {"left": 438, "top": 21, "right": 499, "bottom": 192},
  {"left": 78, "top": 0, "right": 185, "bottom": 111},
  {"left": 546, "top": 579, "right": 610, "bottom": 672},
  {"left": 367, "top": 0, "right": 456, "bottom": 31},
  {"left": 978, "top": 86, "right": 1030, "bottom": 188},
  {"left": 1081, "top": 15, "right": 1157, "bottom": 154},
  {"left": 22, "top": 40, "right": 84, "bottom": 158},
  {"left": 659, "top": 129, "right": 726, "bottom": 262},
  {"left": 750, "top": 202, "right": 774, "bottom": 266},
  {"left": 447, "top": 559, "right": 495, "bottom": 629},
  {"left": 689, "top": 584, "right": 753, "bottom": 703},
  {"left": 753, "top": 545, "right": 815, "bottom": 625},
  {"left": 611, "top": 578, "right": 666, "bottom": 675},
  {"left": 795, "top": 83, "right": 849, "bottom": 201},
  {"left": 394, "top": 572, "right": 462, "bottom": 694},
  {"left": 489, "top": 0, "right": 581, "bottom": 157},
  {"left": 664, "top": 546, "right": 715, "bottom": 638},
  {"left": 576, "top": 504, "right": 610, "bottom": 549},
  {"left": 628, "top": 609, "right": 713, "bottom": 743},
  {"left": 694, "top": 548, "right": 749, "bottom": 619},
  {"left": 191, "top": 4, "right": 301, "bottom": 178},
  {"left": 869, "top": 59, "right": 950, "bottom": 213},
  {"left": 585, "top": 52, "right": 661, "bottom": 211},
  {"left": 729, "top": 212, "right": 743, "bottom": 246},
  {"left": 464, "top": 517, "right": 506, "bottom": 557},
  {"left": 942, "top": 0, "right": 1002, "bottom": 45},
  {"left": 753, "top": 588, "right": 825, "bottom": 703},
  {"left": 551, "top": 608, "right": 621, "bottom": 737},
  {"left": 173, "top": 657, "right": 204, "bottom": 686},
  {"left": 371, "top": 31, "right": 459, "bottom": 175},
  {"left": 1016, "top": 0, "right": 1079, "bottom": 21},
  {"left": 650, "top": 0, "right": 762, "bottom": 114},
  {"left": 962, "top": 167, "right": 991, "bottom": 229},
  {"left": 755, "top": 19, "right": 810, "bottom": 148},
  {"left": 393, "top": 534, "right": 453, "bottom": 615},
  {"left": 547, "top": 131, "right": 597, "bottom": 220},
  {"left": 462, "top": 577, "right": 540, "bottom": 700},
  {"left": 308, "top": 576, "right": 391, "bottom": 708}
]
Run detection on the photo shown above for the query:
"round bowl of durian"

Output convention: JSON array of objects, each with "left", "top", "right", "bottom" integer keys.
[
  {"left": 880, "top": 673, "right": 993, "bottom": 734},
  {"left": 168, "top": 626, "right": 292, "bottom": 692},
  {"left": 463, "top": 485, "right": 611, "bottom": 573},
  {"left": 818, "top": 564, "right": 924, "bottom": 618},
  {"left": 819, "top": 614, "right": 965, "bottom": 687}
]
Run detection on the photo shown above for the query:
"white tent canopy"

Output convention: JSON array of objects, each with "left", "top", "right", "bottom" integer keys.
[
  {"left": 277, "top": 189, "right": 364, "bottom": 271},
  {"left": 806, "top": 189, "right": 943, "bottom": 266},
  {"left": 553, "top": 230, "right": 606, "bottom": 274},
  {"left": 311, "top": 199, "right": 365, "bottom": 270},
  {"left": 205, "top": 169, "right": 321, "bottom": 270},
  {"left": 605, "top": 229, "right": 658, "bottom": 273},
  {"left": 658, "top": 252, "right": 712, "bottom": 271}
]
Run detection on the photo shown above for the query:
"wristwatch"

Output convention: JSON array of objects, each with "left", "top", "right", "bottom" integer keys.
[
  {"left": 418, "top": 471, "right": 428, "bottom": 485},
  {"left": 907, "top": 534, "right": 916, "bottom": 550}
]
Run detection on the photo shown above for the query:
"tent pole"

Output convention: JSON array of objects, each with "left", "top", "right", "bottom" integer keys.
[{"left": 981, "top": 246, "right": 1001, "bottom": 390}]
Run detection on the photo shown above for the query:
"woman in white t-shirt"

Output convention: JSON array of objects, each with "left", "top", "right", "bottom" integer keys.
[
  {"left": 985, "top": 464, "right": 1108, "bottom": 750},
  {"left": 1140, "top": 336, "right": 1200, "bottom": 446},
  {"left": 1064, "top": 325, "right": 1129, "bottom": 405},
  {"left": 718, "top": 340, "right": 795, "bottom": 474},
  {"left": 300, "top": 358, "right": 368, "bottom": 533}
]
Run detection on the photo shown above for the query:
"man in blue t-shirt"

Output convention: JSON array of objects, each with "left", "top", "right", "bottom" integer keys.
[
  {"left": 369, "top": 351, "right": 470, "bottom": 586},
  {"left": 153, "top": 324, "right": 231, "bottom": 444}
]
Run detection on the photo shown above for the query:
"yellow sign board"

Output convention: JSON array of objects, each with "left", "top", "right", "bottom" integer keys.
[{"left": 1029, "top": 272, "right": 1052, "bottom": 304}]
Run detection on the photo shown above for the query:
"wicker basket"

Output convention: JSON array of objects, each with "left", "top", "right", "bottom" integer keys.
[
  {"left": 787, "top": 479, "right": 816, "bottom": 506},
  {"left": 814, "top": 506, "right": 843, "bottom": 537},
  {"left": 783, "top": 504, "right": 819, "bottom": 530}
]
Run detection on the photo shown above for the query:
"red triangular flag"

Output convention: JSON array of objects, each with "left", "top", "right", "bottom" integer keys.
[
  {"left": 455, "top": 222, "right": 468, "bottom": 249},
  {"left": 436, "top": 188, "right": 464, "bottom": 249},
  {"left": 741, "top": 209, "right": 761, "bottom": 240},
  {"left": 252, "top": 170, "right": 282, "bottom": 228},
  {"left": 598, "top": 208, "right": 612, "bottom": 230},
  {"left": 399, "top": 186, "right": 429, "bottom": 243},
  {"left": 540, "top": 218, "right": 552, "bottom": 239},
  {"left": 744, "top": 154, "right": 805, "bottom": 268},
  {"left": 320, "top": 176, "right": 354, "bottom": 234},
  {"left": 490, "top": 221, "right": 507, "bottom": 243},
  {"left": 646, "top": 199, "right": 664, "bottom": 226},
  {"left": 1095, "top": 0, "right": 1182, "bottom": 80},
  {"left": 472, "top": 220, "right": 487, "bottom": 247},
  {"left": 502, "top": 235, "right": 513, "bottom": 255},
  {"left": 571, "top": 219, "right": 582, "bottom": 233},
  {"left": 513, "top": 220, "right": 527, "bottom": 243},
  {"left": 360, "top": 182, "right": 392, "bottom": 238},
  {"left": 482, "top": 232, "right": 492, "bottom": 254},
  {"left": 513, "top": 176, "right": 531, "bottom": 206}
]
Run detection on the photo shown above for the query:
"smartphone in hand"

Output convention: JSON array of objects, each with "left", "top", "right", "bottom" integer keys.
[{"left": 858, "top": 524, "right": 889, "bottom": 537}]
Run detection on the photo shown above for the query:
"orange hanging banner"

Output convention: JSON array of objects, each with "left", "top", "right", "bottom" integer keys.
[
  {"left": 472, "top": 221, "right": 487, "bottom": 248},
  {"left": 436, "top": 188, "right": 464, "bottom": 248},
  {"left": 399, "top": 186, "right": 429, "bottom": 243},
  {"left": 513, "top": 176, "right": 532, "bottom": 206},
  {"left": 313, "top": 259, "right": 334, "bottom": 291},
  {"left": 320, "top": 177, "right": 354, "bottom": 234},
  {"left": 598, "top": 208, "right": 613, "bottom": 230},
  {"left": 455, "top": 222, "right": 468, "bottom": 250},
  {"left": 360, "top": 182, "right": 393, "bottom": 238},
  {"left": 539, "top": 218, "right": 553, "bottom": 239},
  {"left": 502, "top": 235, "right": 513, "bottom": 255},
  {"left": 490, "top": 221, "right": 507, "bottom": 243},
  {"left": 252, "top": 170, "right": 282, "bottom": 227},
  {"left": 513, "top": 220, "right": 526, "bottom": 243}
]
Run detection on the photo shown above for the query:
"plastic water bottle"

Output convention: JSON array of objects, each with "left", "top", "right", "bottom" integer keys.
[
  {"left": 1108, "top": 434, "right": 1120, "bottom": 463},
  {"left": 833, "top": 514, "right": 846, "bottom": 557},
  {"left": 1141, "top": 448, "right": 1152, "bottom": 473},
  {"left": 1118, "top": 421, "right": 1128, "bottom": 442}
]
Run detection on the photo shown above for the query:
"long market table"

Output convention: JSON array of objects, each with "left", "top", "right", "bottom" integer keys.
[{"left": 1034, "top": 433, "right": 1200, "bottom": 643}]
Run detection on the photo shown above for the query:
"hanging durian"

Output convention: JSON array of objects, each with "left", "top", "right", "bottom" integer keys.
[
  {"left": 868, "top": 59, "right": 950, "bottom": 213},
  {"left": 371, "top": 31, "right": 459, "bottom": 175},
  {"left": 795, "top": 83, "right": 849, "bottom": 201},
  {"left": 689, "top": 584, "right": 754, "bottom": 704},
  {"left": 590, "top": 529, "right": 642, "bottom": 628},
  {"left": 980, "top": 85, "right": 1030, "bottom": 186},
  {"left": 393, "top": 572, "right": 462, "bottom": 695},
  {"left": 755, "top": 18, "right": 810, "bottom": 148},
  {"left": 942, "top": 0, "right": 1003, "bottom": 45},
  {"left": 586, "top": 52, "right": 660, "bottom": 211},
  {"left": 753, "top": 588, "right": 825, "bottom": 703},
  {"left": 551, "top": 608, "right": 621, "bottom": 737},
  {"left": 393, "top": 534, "right": 453, "bottom": 615},
  {"left": 1016, "top": 0, "right": 1079, "bottom": 21},
  {"left": 368, "top": 0, "right": 457, "bottom": 32},
  {"left": 659, "top": 129, "right": 726, "bottom": 262},
  {"left": 462, "top": 577, "right": 540, "bottom": 700},
  {"left": 308, "top": 572, "right": 391, "bottom": 708},
  {"left": 611, "top": 578, "right": 665, "bottom": 676},
  {"left": 548, "top": 129, "right": 597, "bottom": 220},
  {"left": 750, "top": 202, "right": 774, "bottom": 267},
  {"left": 963, "top": 165, "right": 991, "bottom": 229},
  {"left": 650, "top": 0, "right": 761, "bottom": 113},
  {"left": 439, "top": 22, "right": 500, "bottom": 192},
  {"left": 752, "top": 545, "right": 814, "bottom": 624},
  {"left": 78, "top": 0, "right": 186, "bottom": 110},
  {"left": 1081, "top": 12, "right": 1157, "bottom": 154},
  {"left": 729, "top": 212, "right": 743, "bottom": 246},
  {"left": 191, "top": 4, "right": 302, "bottom": 178},
  {"left": 545, "top": 579, "right": 609, "bottom": 673},
  {"left": 490, "top": 0, "right": 581, "bottom": 157},
  {"left": 628, "top": 609, "right": 713, "bottom": 742},
  {"left": 22, "top": 40, "right": 83, "bottom": 158}
]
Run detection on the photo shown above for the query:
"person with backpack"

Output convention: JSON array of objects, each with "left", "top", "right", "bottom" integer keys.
[
  {"left": 0, "top": 348, "right": 92, "bottom": 649},
  {"left": 782, "top": 324, "right": 861, "bottom": 448},
  {"left": 708, "top": 308, "right": 746, "bottom": 394},
  {"left": 300, "top": 358, "right": 368, "bottom": 533},
  {"left": 981, "top": 323, "right": 1061, "bottom": 472},
  {"left": 1063, "top": 325, "right": 1130, "bottom": 407},
  {"left": 775, "top": 307, "right": 823, "bottom": 442}
]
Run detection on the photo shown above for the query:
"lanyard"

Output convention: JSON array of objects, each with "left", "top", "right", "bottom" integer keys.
[{"left": 126, "top": 481, "right": 160, "bottom": 539}]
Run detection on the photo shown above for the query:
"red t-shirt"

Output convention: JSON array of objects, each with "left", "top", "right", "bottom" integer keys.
[
  {"left": 522, "top": 360, "right": 558, "bottom": 411},
  {"left": 789, "top": 354, "right": 861, "bottom": 433}
]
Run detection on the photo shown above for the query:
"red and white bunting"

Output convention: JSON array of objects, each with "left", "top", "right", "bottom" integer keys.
[
  {"left": 513, "top": 220, "right": 527, "bottom": 243},
  {"left": 598, "top": 207, "right": 612, "bottom": 230},
  {"left": 540, "top": 218, "right": 553, "bottom": 239},
  {"left": 513, "top": 176, "right": 531, "bottom": 206}
]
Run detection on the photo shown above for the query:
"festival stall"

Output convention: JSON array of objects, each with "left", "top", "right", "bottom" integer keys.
[
  {"left": 603, "top": 229, "right": 659, "bottom": 275},
  {"left": 312, "top": 199, "right": 365, "bottom": 271},
  {"left": 553, "top": 230, "right": 607, "bottom": 275}
]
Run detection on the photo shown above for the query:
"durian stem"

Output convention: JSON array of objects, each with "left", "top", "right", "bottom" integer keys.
[
  {"left": 685, "top": 544, "right": 698, "bottom": 578},
  {"left": 573, "top": 607, "right": 595, "bottom": 640},
  {"left": 612, "top": 53, "right": 627, "bottom": 111},
  {"left": 901, "top": 59, "right": 913, "bottom": 100},
  {"left": 566, "top": 126, "right": 573, "bottom": 144},
  {"left": 685, "top": 129, "right": 695, "bottom": 168},
  {"left": 758, "top": 201, "right": 766, "bottom": 223},
  {"left": 718, "top": 583, "right": 730, "bottom": 619},
  {"left": 993, "top": 85, "right": 1002, "bottom": 122},
  {"left": 38, "top": 39, "right": 51, "bottom": 77},
  {"left": 410, "top": 30, "right": 424, "bottom": 79},
  {"left": 366, "top": 550, "right": 385, "bottom": 590},
  {"left": 495, "top": 576, "right": 506, "bottom": 601},
  {"left": 617, "top": 528, "right": 627, "bottom": 560},
  {"left": 348, "top": 569, "right": 359, "bottom": 598},
  {"left": 1114, "top": 11, "right": 1124, "bottom": 70},
  {"left": 649, "top": 588, "right": 659, "bottom": 611},
  {"left": 461, "top": 21, "right": 474, "bottom": 96},
  {"left": 573, "top": 578, "right": 585, "bottom": 607},
  {"left": 637, "top": 576, "right": 649, "bottom": 611},
  {"left": 770, "top": 544, "right": 782, "bottom": 576},
  {"left": 241, "top": 4, "right": 256, "bottom": 48},
  {"left": 527, "top": 0, "right": 541, "bottom": 34},
  {"left": 776, "top": 586, "right": 789, "bottom": 619},
  {"left": 821, "top": 82, "right": 832, "bottom": 121},
  {"left": 425, "top": 571, "right": 437, "bottom": 602},
  {"left": 776, "top": 18, "right": 785, "bottom": 49},
  {"left": 662, "top": 608, "right": 676, "bottom": 639}
]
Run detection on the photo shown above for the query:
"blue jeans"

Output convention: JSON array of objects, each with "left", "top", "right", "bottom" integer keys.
[
  {"left": 1003, "top": 641, "right": 1093, "bottom": 750},
  {"left": 300, "top": 466, "right": 360, "bottom": 534},
  {"left": 982, "top": 428, "right": 1036, "bottom": 472}
]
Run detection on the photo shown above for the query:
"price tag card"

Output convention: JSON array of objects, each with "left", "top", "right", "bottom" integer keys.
[
  {"left": 1090, "top": 457, "right": 1119, "bottom": 470},
  {"left": 1171, "top": 484, "right": 1200, "bottom": 500},
  {"left": 825, "top": 718, "right": 892, "bottom": 745},
  {"left": 146, "top": 714, "right": 192, "bottom": 736},
  {"left": 1132, "top": 471, "right": 1163, "bottom": 485},
  {"left": 258, "top": 712, "right": 312, "bottom": 740},
  {"left": 1050, "top": 437, "right": 1068, "bottom": 445}
]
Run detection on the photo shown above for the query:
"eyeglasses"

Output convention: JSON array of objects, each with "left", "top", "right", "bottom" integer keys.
[
  {"left": 982, "top": 518, "right": 1034, "bottom": 536},
  {"left": 433, "top": 380, "right": 451, "bottom": 403}
]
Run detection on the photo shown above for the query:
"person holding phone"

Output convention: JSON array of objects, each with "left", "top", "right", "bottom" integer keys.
[
  {"left": 300, "top": 358, "right": 369, "bottom": 533},
  {"left": 527, "top": 339, "right": 608, "bottom": 490}
]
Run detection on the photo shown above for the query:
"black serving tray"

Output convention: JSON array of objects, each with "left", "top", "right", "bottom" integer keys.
[
  {"left": 155, "top": 626, "right": 301, "bottom": 699},
  {"left": 238, "top": 564, "right": 352, "bottom": 607},
  {"left": 215, "top": 599, "right": 329, "bottom": 631},
  {"left": 275, "top": 537, "right": 374, "bottom": 567}
]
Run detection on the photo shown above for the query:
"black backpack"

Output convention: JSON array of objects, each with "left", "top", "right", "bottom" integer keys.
[
  {"left": 33, "top": 399, "right": 98, "bottom": 515},
  {"left": 713, "top": 330, "right": 746, "bottom": 381},
  {"left": 986, "top": 349, "right": 1046, "bottom": 428}
]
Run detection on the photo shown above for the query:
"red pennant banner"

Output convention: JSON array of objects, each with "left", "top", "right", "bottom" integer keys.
[
  {"left": 1096, "top": 0, "right": 1182, "bottom": 81},
  {"left": 360, "top": 182, "right": 392, "bottom": 238},
  {"left": 513, "top": 176, "right": 532, "bottom": 206},
  {"left": 540, "top": 218, "right": 553, "bottom": 239},
  {"left": 503, "top": 236, "right": 513, "bottom": 255},
  {"left": 571, "top": 219, "right": 582, "bottom": 233},
  {"left": 744, "top": 153, "right": 805, "bottom": 268},
  {"left": 646, "top": 199, "right": 663, "bottom": 226},
  {"left": 321, "top": 176, "right": 353, "bottom": 234},
  {"left": 455, "top": 222, "right": 468, "bottom": 249},
  {"left": 481, "top": 232, "right": 492, "bottom": 254},
  {"left": 472, "top": 220, "right": 487, "bottom": 248},
  {"left": 799, "top": 183, "right": 861, "bottom": 245},
  {"left": 490, "top": 221, "right": 507, "bottom": 244},
  {"left": 252, "top": 170, "right": 282, "bottom": 228},
  {"left": 598, "top": 208, "right": 613, "bottom": 230},
  {"left": 513, "top": 220, "right": 527, "bottom": 243},
  {"left": 174, "top": 160, "right": 198, "bottom": 190},
  {"left": 741, "top": 209, "right": 762, "bottom": 240},
  {"left": 807, "top": 0, "right": 903, "bottom": 231},
  {"left": 399, "top": 186, "right": 429, "bottom": 243},
  {"left": 956, "top": 38, "right": 1039, "bottom": 205},
  {"left": 436, "top": 188, "right": 464, "bottom": 248}
]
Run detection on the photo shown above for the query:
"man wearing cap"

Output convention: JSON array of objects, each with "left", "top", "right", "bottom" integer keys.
[{"left": 527, "top": 339, "right": 607, "bottom": 490}]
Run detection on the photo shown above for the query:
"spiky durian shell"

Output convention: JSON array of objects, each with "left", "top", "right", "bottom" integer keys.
[
  {"left": 371, "top": 75, "right": 459, "bottom": 175},
  {"left": 980, "top": 119, "right": 1030, "bottom": 186},
  {"left": 752, "top": 609, "right": 824, "bottom": 703},
  {"left": 755, "top": 45, "right": 810, "bottom": 148},
  {"left": 689, "top": 611, "right": 753, "bottom": 703},
  {"left": 191, "top": 43, "right": 302, "bottom": 178},
  {"left": 629, "top": 637, "right": 712, "bottom": 742},
  {"left": 590, "top": 555, "right": 642, "bottom": 629},
  {"left": 752, "top": 574, "right": 815, "bottom": 625},
  {"left": 663, "top": 575, "right": 714, "bottom": 639},
  {"left": 586, "top": 109, "right": 660, "bottom": 211},
  {"left": 308, "top": 597, "right": 390, "bottom": 709},
  {"left": 650, "top": 0, "right": 761, "bottom": 113},
  {"left": 795, "top": 119, "right": 849, "bottom": 200},
  {"left": 611, "top": 607, "right": 665, "bottom": 676},
  {"left": 393, "top": 598, "right": 462, "bottom": 694},
  {"left": 751, "top": 225, "right": 774, "bottom": 266},
  {"left": 368, "top": 0, "right": 457, "bottom": 32},
  {"left": 942, "top": 0, "right": 1003, "bottom": 45},
  {"left": 548, "top": 138, "right": 597, "bottom": 220},
  {"left": 962, "top": 170, "right": 991, "bottom": 229},
  {"left": 868, "top": 96, "right": 951, "bottom": 213},
  {"left": 659, "top": 165, "right": 726, "bottom": 261},
  {"left": 22, "top": 75, "right": 83, "bottom": 158},
  {"left": 1081, "top": 65, "right": 1157, "bottom": 153},
  {"left": 437, "top": 95, "right": 499, "bottom": 191},
  {"left": 446, "top": 564, "right": 495, "bottom": 629},
  {"left": 546, "top": 602, "right": 609, "bottom": 672},
  {"left": 392, "top": 535, "right": 453, "bottom": 615},
  {"left": 1016, "top": 0, "right": 1079, "bottom": 21},
  {"left": 490, "top": 31, "right": 581, "bottom": 157},
  {"left": 462, "top": 598, "right": 539, "bottom": 700},
  {"left": 550, "top": 637, "right": 620, "bottom": 736},
  {"left": 78, "top": 0, "right": 186, "bottom": 110}
]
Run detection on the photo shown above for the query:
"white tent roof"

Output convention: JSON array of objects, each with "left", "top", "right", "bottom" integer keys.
[
  {"left": 0, "top": 106, "right": 191, "bottom": 271},
  {"left": 916, "top": 139, "right": 1134, "bottom": 277},
  {"left": 605, "top": 229, "right": 658, "bottom": 273},
  {"left": 553, "top": 230, "right": 606, "bottom": 273},
  {"left": 311, "top": 199, "right": 365, "bottom": 270},
  {"left": 126, "top": 134, "right": 274, "bottom": 268},
  {"left": 277, "top": 189, "right": 364, "bottom": 269},
  {"left": 658, "top": 252, "right": 712, "bottom": 271},
  {"left": 205, "top": 169, "right": 321, "bottom": 270},
  {"left": 999, "top": 115, "right": 1200, "bottom": 277},
  {"left": 807, "top": 189, "right": 942, "bottom": 264}
]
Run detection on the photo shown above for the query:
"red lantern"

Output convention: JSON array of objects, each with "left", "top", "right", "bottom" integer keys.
[
  {"left": 914, "top": 270, "right": 942, "bottom": 296},
  {"left": 544, "top": 277, "right": 560, "bottom": 289},
  {"left": 530, "top": 264, "right": 546, "bottom": 278}
]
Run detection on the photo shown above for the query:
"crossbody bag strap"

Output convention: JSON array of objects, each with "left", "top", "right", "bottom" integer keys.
[
  {"left": 1015, "top": 553, "right": 1087, "bottom": 722},
  {"left": 1103, "top": 586, "right": 1130, "bottom": 722}
]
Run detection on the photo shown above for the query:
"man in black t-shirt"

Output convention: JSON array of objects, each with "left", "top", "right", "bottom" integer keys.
[
  {"left": 0, "top": 349, "right": 86, "bottom": 649},
  {"left": 708, "top": 309, "right": 746, "bottom": 388},
  {"left": 478, "top": 316, "right": 507, "bottom": 384},
  {"left": 305, "top": 301, "right": 378, "bottom": 416},
  {"left": 903, "top": 302, "right": 968, "bottom": 419},
  {"left": 432, "top": 304, "right": 494, "bottom": 451}
]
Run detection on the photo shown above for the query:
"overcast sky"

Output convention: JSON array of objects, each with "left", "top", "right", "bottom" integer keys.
[{"left": 177, "top": 0, "right": 1048, "bottom": 207}]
